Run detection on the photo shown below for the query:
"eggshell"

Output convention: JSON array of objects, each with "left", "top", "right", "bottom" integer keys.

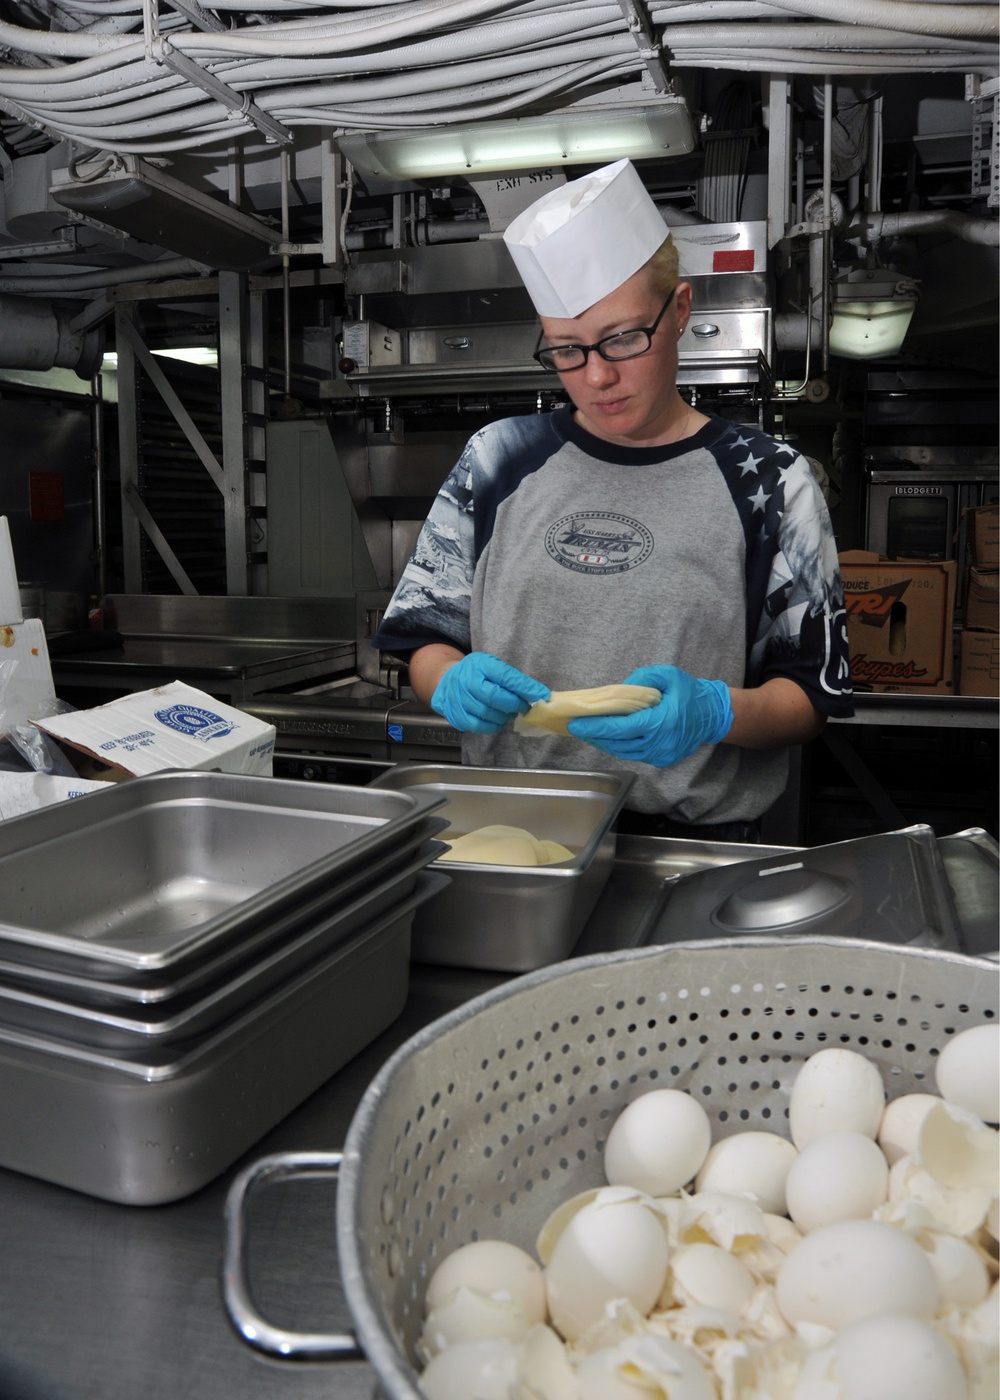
[
  {"left": 877, "top": 1094, "right": 943, "bottom": 1166},
  {"left": 694, "top": 1131, "right": 798, "bottom": 1215},
  {"left": 604, "top": 1090, "right": 712, "bottom": 1197},
  {"left": 784, "top": 1131, "right": 889, "bottom": 1232},
  {"left": 788, "top": 1048, "right": 885, "bottom": 1149},
  {"left": 935, "top": 1024, "right": 1000, "bottom": 1124},
  {"left": 425, "top": 1239, "right": 546, "bottom": 1321},
  {"left": 418, "top": 1336, "right": 520, "bottom": 1400},
  {"left": 666, "top": 1242, "right": 756, "bottom": 1315},
  {"left": 796, "top": 1313, "right": 970, "bottom": 1400},
  {"left": 775, "top": 1219, "right": 938, "bottom": 1331},
  {"left": 918, "top": 1230, "right": 991, "bottom": 1308},
  {"left": 885, "top": 1153, "right": 994, "bottom": 1237},
  {"left": 916, "top": 1100, "right": 1000, "bottom": 1192},
  {"left": 679, "top": 1191, "right": 767, "bottom": 1252},
  {"left": 543, "top": 1193, "right": 670, "bottom": 1341},
  {"left": 574, "top": 1334, "right": 716, "bottom": 1400},
  {"left": 516, "top": 1325, "right": 578, "bottom": 1400}
]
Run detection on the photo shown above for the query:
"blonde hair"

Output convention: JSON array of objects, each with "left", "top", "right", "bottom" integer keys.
[{"left": 646, "top": 234, "right": 679, "bottom": 297}]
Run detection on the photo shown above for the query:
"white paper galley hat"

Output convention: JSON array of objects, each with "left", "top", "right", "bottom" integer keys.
[{"left": 502, "top": 159, "right": 667, "bottom": 318}]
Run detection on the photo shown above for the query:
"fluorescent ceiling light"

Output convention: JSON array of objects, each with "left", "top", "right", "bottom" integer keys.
[
  {"left": 102, "top": 347, "right": 219, "bottom": 368},
  {"left": 338, "top": 101, "right": 696, "bottom": 181}
]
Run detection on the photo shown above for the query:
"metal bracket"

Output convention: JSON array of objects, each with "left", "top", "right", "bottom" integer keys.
[
  {"left": 151, "top": 38, "right": 294, "bottom": 146},
  {"left": 615, "top": 0, "right": 670, "bottom": 93},
  {"left": 163, "top": 0, "right": 226, "bottom": 33}
]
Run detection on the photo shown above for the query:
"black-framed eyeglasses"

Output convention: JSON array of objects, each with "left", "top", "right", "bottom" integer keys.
[{"left": 532, "top": 287, "right": 676, "bottom": 372}]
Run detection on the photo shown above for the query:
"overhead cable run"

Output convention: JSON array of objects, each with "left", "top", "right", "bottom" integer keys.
[{"left": 0, "top": 0, "right": 997, "bottom": 156}]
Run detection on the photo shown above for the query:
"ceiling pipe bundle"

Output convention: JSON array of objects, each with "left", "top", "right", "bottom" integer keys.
[{"left": 0, "top": 0, "right": 996, "bottom": 156}]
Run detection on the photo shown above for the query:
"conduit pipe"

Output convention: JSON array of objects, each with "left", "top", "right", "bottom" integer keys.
[
  {"left": 745, "top": 0, "right": 998, "bottom": 41},
  {"left": 854, "top": 208, "right": 1000, "bottom": 247},
  {"left": 0, "top": 294, "right": 104, "bottom": 375},
  {"left": 0, "top": 257, "right": 209, "bottom": 293}
]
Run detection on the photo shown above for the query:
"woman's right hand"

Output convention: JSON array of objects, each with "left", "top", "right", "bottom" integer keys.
[{"left": 430, "top": 653, "right": 549, "bottom": 733}]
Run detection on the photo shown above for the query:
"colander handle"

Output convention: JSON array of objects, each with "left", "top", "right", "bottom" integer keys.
[{"left": 223, "top": 1149, "right": 364, "bottom": 1361}]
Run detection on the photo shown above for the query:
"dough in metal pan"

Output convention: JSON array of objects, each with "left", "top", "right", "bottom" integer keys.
[
  {"left": 437, "top": 824, "right": 574, "bottom": 866},
  {"left": 514, "top": 683, "right": 661, "bottom": 737}
]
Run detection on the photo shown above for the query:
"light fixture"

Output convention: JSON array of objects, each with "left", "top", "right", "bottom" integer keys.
[
  {"left": 102, "top": 347, "right": 219, "bottom": 369},
  {"left": 828, "top": 269, "right": 919, "bottom": 360},
  {"left": 337, "top": 99, "right": 696, "bottom": 181}
]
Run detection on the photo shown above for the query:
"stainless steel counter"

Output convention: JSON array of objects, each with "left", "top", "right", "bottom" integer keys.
[
  {"left": 0, "top": 834, "right": 765, "bottom": 1400},
  {"left": 0, "top": 829, "right": 990, "bottom": 1400}
]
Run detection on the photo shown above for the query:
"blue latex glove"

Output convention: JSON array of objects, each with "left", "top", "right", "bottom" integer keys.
[
  {"left": 567, "top": 665, "right": 734, "bottom": 767},
  {"left": 430, "top": 652, "right": 549, "bottom": 733}
]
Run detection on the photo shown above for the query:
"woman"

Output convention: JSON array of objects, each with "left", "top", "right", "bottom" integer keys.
[{"left": 373, "top": 160, "right": 853, "bottom": 840}]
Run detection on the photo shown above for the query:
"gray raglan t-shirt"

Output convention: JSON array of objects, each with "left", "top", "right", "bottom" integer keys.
[{"left": 374, "top": 408, "right": 852, "bottom": 823}]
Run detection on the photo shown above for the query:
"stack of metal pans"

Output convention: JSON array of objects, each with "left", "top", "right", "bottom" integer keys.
[{"left": 0, "top": 771, "right": 449, "bottom": 1204}]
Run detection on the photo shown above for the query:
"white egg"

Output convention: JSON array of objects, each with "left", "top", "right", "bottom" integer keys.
[
  {"left": 793, "top": 1313, "right": 969, "bottom": 1400},
  {"left": 668, "top": 1241, "right": 756, "bottom": 1314},
  {"left": 784, "top": 1131, "right": 889, "bottom": 1232},
  {"left": 425, "top": 1239, "right": 546, "bottom": 1321},
  {"left": 543, "top": 1192, "right": 669, "bottom": 1341},
  {"left": 418, "top": 1336, "right": 520, "bottom": 1400},
  {"left": 775, "top": 1219, "right": 938, "bottom": 1331},
  {"left": 986, "top": 1197, "right": 1000, "bottom": 1244},
  {"left": 788, "top": 1048, "right": 886, "bottom": 1149},
  {"left": 604, "top": 1090, "right": 712, "bottom": 1197},
  {"left": 877, "top": 1094, "right": 943, "bottom": 1165},
  {"left": 935, "top": 1024, "right": 1000, "bottom": 1124},
  {"left": 694, "top": 1131, "right": 799, "bottom": 1215},
  {"left": 919, "top": 1230, "right": 991, "bottom": 1308},
  {"left": 574, "top": 1335, "right": 716, "bottom": 1400}
]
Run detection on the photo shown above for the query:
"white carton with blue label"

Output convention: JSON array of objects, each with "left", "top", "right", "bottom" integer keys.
[{"left": 33, "top": 680, "right": 276, "bottom": 777}]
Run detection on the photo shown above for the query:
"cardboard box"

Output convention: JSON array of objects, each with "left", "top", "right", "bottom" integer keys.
[
  {"left": 964, "top": 566, "right": 999, "bottom": 633},
  {"left": 0, "top": 773, "right": 109, "bottom": 822},
  {"left": 838, "top": 550, "right": 956, "bottom": 694},
  {"left": 959, "top": 629, "right": 1000, "bottom": 697},
  {"left": 0, "top": 619, "right": 58, "bottom": 736},
  {"left": 33, "top": 681, "right": 276, "bottom": 778},
  {"left": 967, "top": 503, "right": 999, "bottom": 571}
]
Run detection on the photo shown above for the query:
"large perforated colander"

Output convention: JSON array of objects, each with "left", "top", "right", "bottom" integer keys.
[{"left": 224, "top": 937, "right": 998, "bottom": 1397}]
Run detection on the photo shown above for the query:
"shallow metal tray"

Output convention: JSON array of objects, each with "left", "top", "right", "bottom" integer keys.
[
  {"left": 0, "top": 821, "right": 446, "bottom": 1007},
  {"left": 643, "top": 824, "right": 963, "bottom": 950},
  {"left": 0, "top": 841, "right": 444, "bottom": 1048},
  {"left": 0, "top": 771, "right": 445, "bottom": 977},
  {"left": 0, "top": 872, "right": 447, "bottom": 1204},
  {"left": 369, "top": 765, "right": 633, "bottom": 972},
  {"left": 937, "top": 827, "right": 1000, "bottom": 958}
]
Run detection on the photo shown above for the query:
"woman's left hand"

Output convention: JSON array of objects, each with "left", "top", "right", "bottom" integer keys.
[{"left": 567, "top": 664, "right": 733, "bottom": 767}]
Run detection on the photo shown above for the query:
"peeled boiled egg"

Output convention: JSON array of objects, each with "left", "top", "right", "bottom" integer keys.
[
  {"left": 775, "top": 1219, "right": 938, "bottom": 1331},
  {"left": 792, "top": 1313, "right": 969, "bottom": 1400},
  {"left": 935, "top": 1023, "right": 1000, "bottom": 1124},
  {"left": 418, "top": 1336, "right": 520, "bottom": 1400},
  {"left": 694, "top": 1130, "right": 798, "bottom": 1215},
  {"left": 425, "top": 1239, "right": 546, "bottom": 1322},
  {"left": 604, "top": 1090, "right": 712, "bottom": 1197},
  {"left": 784, "top": 1130, "right": 889, "bottom": 1232},
  {"left": 877, "top": 1093, "right": 943, "bottom": 1165},
  {"left": 542, "top": 1189, "right": 669, "bottom": 1341},
  {"left": 788, "top": 1048, "right": 886, "bottom": 1149}
]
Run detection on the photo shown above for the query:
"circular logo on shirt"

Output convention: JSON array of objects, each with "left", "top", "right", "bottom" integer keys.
[{"left": 544, "top": 511, "right": 654, "bottom": 575}]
